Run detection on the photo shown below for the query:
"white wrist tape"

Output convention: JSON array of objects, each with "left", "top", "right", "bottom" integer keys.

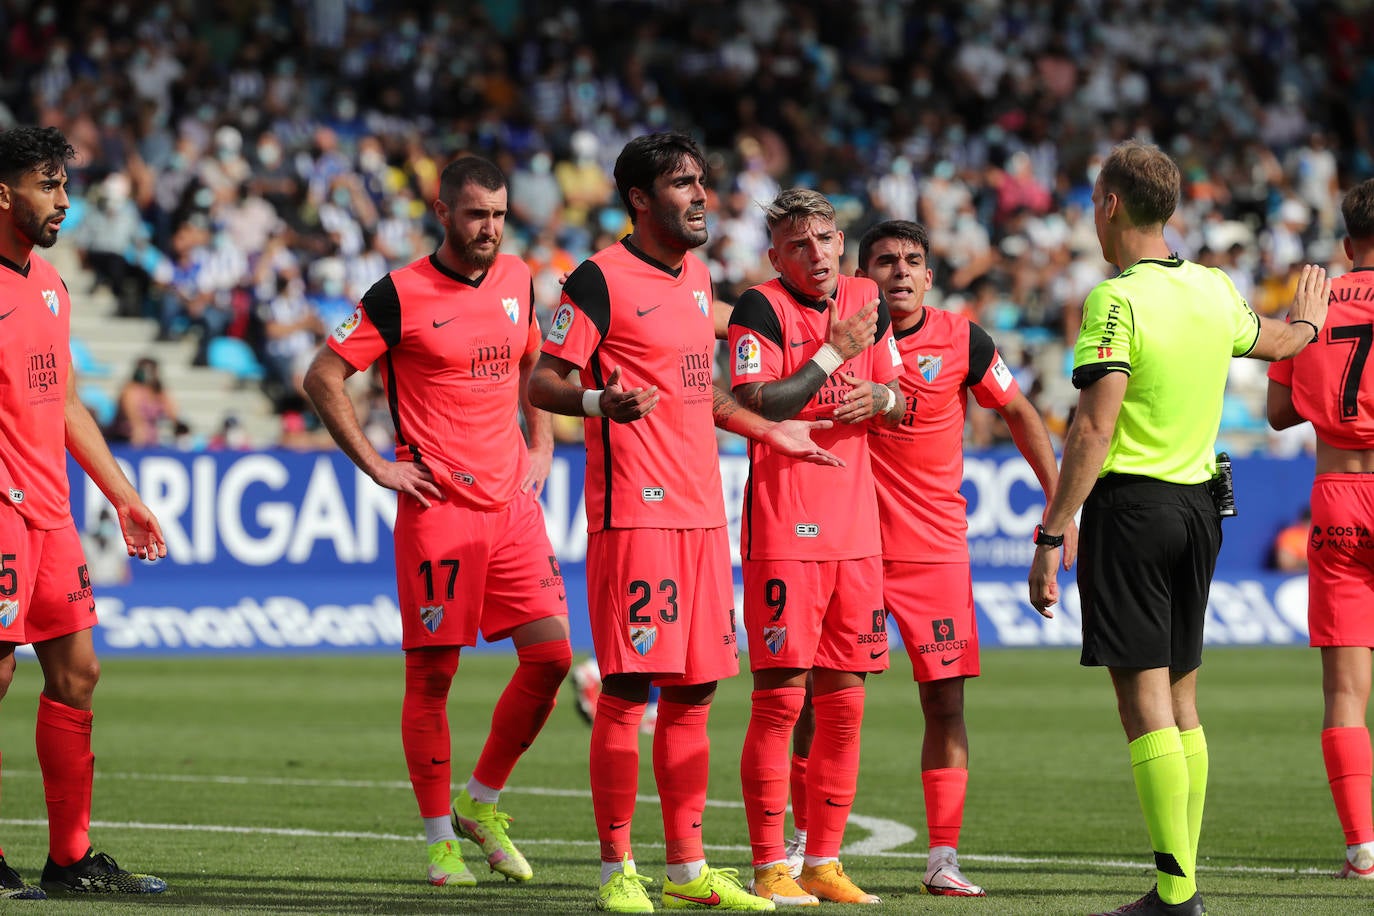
[
  {"left": 810, "top": 343, "right": 844, "bottom": 376},
  {"left": 878, "top": 385, "right": 897, "bottom": 414},
  {"left": 582, "top": 389, "right": 605, "bottom": 417}
]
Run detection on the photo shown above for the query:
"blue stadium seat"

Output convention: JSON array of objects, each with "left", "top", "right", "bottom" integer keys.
[
  {"left": 70, "top": 337, "right": 112, "bottom": 377},
  {"left": 207, "top": 337, "right": 265, "bottom": 382},
  {"left": 80, "top": 385, "right": 117, "bottom": 428}
]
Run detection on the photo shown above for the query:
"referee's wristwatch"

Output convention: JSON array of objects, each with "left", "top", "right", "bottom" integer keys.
[{"left": 1033, "top": 524, "right": 1065, "bottom": 548}]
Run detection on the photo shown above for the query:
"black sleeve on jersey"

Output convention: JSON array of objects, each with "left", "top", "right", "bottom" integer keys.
[
  {"left": 875, "top": 295, "right": 892, "bottom": 343},
  {"left": 563, "top": 262, "right": 611, "bottom": 338},
  {"left": 1072, "top": 363, "right": 1129, "bottom": 389},
  {"left": 966, "top": 323, "right": 998, "bottom": 386},
  {"left": 360, "top": 274, "right": 402, "bottom": 349},
  {"left": 729, "top": 288, "right": 784, "bottom": 348},
  {"left": 529, "top": 279, "right": 536, "bottom": 328}
]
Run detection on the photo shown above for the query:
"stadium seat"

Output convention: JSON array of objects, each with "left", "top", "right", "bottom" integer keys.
[
  {"left": 70, "top": 337, "right": 112, "bottom": 377},
  {"left": 80, "top": 384, "right": 117, "bottom": 428},
  {"left": 207, "top": 337, "right": 266, "bottom": 383}
]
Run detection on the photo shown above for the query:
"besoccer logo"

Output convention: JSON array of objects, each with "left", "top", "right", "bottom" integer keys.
[
  {"left": 548, "top": 303, "right": 575, "bottom": 345},
  {"left": 420, "top": 605, "right": 444, "bottom": 634},
  {"left": 333, "top": 308, "right": 362, "bottom": 343},
  {"left": 932, "top": 618, "right": 956, "bottom": 642},
  {"left": 735, "top": 334, "right": 761, "bottom": 375}
]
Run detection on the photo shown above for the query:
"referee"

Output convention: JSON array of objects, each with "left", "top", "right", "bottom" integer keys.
[{"left": 1027, "top": 140, "right": 1330, "bottom": 916}]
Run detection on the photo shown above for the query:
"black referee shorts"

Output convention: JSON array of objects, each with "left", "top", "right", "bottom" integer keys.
[{"left": 1078, "top": 473, "right": 1222, "bottom": 672}]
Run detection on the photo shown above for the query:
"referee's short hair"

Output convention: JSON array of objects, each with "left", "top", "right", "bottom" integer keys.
[
  {"left": 1099, "top": 139, "right": 1179, "bottom": 229},
  {"left": 438, "top": 155, "right": 506, "bottom": 206},
  {"left": 1342, "top": 178, "right": 1374, "bottom": 241},
  {"left": 613, "top": 132, "right": 707, "bottom": 223}
]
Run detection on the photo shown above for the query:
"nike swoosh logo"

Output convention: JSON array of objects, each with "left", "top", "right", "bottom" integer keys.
[
  {"left": 764, "top": 809, "right": 784, "bottom": 817},
  {"left": 870, "top": 647, "right": 888, "bottom": 659},
  {"left": 940, "top": 655, "right": 962, "bottom": 667},
  {"left": 691, "top": 821, "right": 701, "bottom": 829},
  {"left": 609, "top": 820, "right": 631, "bottom": 831},
  {"left": 824, "top": 798, "right": 848, "bottom": 807},
  {"left": 789, "top": 338, "right": 813, "bottom": 348},
  {"left": 636, "top": 304, "right": 662, "bottom": 317},
  {"left": 87, "top": 603, "right": 96, "bottom": 613},
  {"left": 0, "top": 307, "right": 15, "bottom": 321},
  {"left": 430, "top": 757, "right": 449, "bottom": 765},
  {"left": 666, "top": 891, "right": 721, "bottom": 906},
  {"left": 432, "top": 316, "right": 458, "bottom": 328},
  {"left": 557, "top": 592, "right": 566, "bottom": 601}
]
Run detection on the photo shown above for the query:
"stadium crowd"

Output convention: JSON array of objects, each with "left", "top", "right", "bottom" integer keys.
[{"left": 1, "top": 0, "right": 1369, "bottom": 450}]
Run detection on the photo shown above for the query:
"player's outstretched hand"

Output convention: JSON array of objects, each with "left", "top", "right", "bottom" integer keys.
[
  {"left": 825, "top": 296, "right": 878, "bottom": 361},
  {"left": 599, "top": 366, "right": 659, "bottom": 423},
  {"left": 1289, "top": 263, "right": 1331, "bottom": 337},
  {"left": 375, "top": 459, "right": 444, "bottom": 509},
  {"left": 763, "top": 418, "right": 845, "bottom": 467},
  {"left": 117, "top": 500, "right": 167, "bottom": 561}
]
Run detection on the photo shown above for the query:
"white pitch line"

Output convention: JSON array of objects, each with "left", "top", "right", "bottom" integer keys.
[
  {"left": 0, "top": 771, "right": 1336, "bottom": 878},
  {"left": 2, "top": 769, "right": 917, "bottom": 856}
]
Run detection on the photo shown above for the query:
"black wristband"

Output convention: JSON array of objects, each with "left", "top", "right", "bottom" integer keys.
[
  {"left": 1033, "top": 524, "right": 1065, "bottom": 548},
  {"left": 1291, "top": 319, "right": 1320, "bottom": 343}
]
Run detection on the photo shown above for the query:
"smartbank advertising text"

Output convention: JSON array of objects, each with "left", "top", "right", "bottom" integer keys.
[{"left": 66, "top": 449, "right": 1315, "bottom": 655}]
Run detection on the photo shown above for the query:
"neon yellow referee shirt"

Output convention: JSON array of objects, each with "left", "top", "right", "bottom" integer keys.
[{"left": 1071, "top": 257, "right": 1260, "bottom": 485}]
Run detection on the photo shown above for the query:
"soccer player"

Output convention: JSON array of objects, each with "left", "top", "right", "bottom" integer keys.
[
  {"left": 1028, "top": 139, "right": 1330, "bottom": 916},
  {"left": 0, "top": 125, "right": 168, "bottom": 898},
  {"left": 853, "top": 218, "right": 1073, "bottom": 896},
  {"left": 529, "top": 131, "right": 838, "bottom": 914},
  {"left": 303, "top": 155, "right": 573, "bottom": 888},
  {"left": 728, "top": 188, "right": 904, "bottom": 906},
  {"left": 1267, "top": 177, "right": 1374, "bottom": 880}
]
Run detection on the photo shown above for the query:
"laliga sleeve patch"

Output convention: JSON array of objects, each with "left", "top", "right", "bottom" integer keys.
[
  {"left": 547, "top": 302, "right": 575, "bottom": 345},
  {"left": 990, "top": 355, "right": 1014, "bottom": 391},
  {"left": 734, "top": 334, "right": 762, "bottom": 375},
  {"left": 887, "top": 334, "right": 902, "bottom": 367},
  {"left": 333, "top": 307, "right": 362, "bottom": 343}
]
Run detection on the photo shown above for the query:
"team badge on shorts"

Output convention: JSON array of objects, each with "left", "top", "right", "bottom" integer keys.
[
  {"left": 763, "top": 625, "right": 787, "bottom": 655},
  {"left": 420, "top": 605, "right": 444, "bottom": 634},
  {"left": 501, "top": 297, "right": 520, "bottom": 323},
  {"left": 630, "top": 625, "right": 657, "bottom": 656},
  {"left": 0, "top": 599, "right": 18, "bottom": 628}
]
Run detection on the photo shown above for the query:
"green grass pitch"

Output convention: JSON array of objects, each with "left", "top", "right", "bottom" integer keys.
[{"left": 0, "top": 647, "right": 1366, "bottom": 914}]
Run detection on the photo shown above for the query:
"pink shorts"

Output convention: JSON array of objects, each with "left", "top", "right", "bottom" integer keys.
[
  {"left": 883, "top": 560, "right": 980, "bottom": 680},
  {"left": 0, "top": 504, "right": 96, "bottom": 645},
  {"left": 1307, "top": 474, "right": 1374, "bottom": 647},
  {"left": 586, "top": 526, "right": 739, "bottom": 685},
  {"left": 742, "top": 555, "right": 887, "bottom": 673},
  {"left": 393, "top": 490, "right": 567, "bottom": 650}
]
